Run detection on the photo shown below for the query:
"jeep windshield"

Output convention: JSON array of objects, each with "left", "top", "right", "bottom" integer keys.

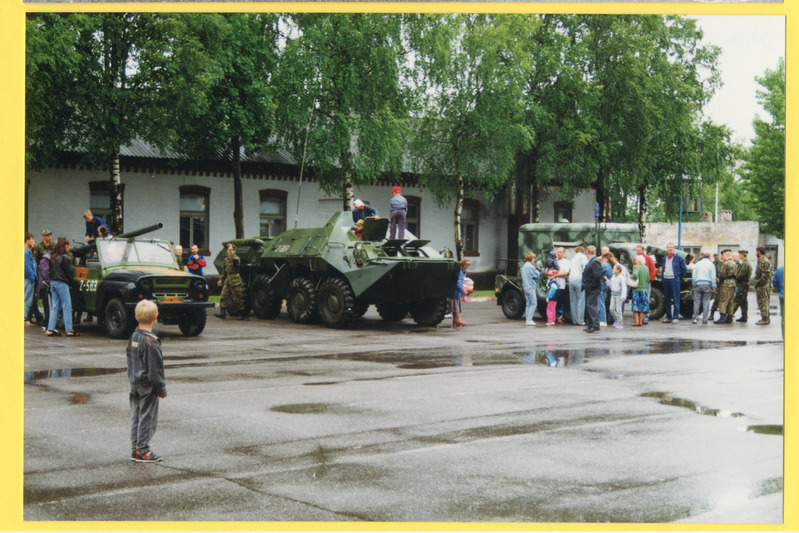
[{"left": 97, "top": 240, "right": 177, "bottom": 267}]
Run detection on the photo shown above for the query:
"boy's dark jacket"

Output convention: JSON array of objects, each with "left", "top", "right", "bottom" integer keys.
[{"left": 126, "top": 328, "right": 166, "bottom": 396}]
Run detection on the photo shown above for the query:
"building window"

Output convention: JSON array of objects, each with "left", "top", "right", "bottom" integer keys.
[
  {"left": 260, "top": 189, "right": 288, "bottom": 238},
  {"left": 89, "top": 181, "right": 124, "bottom": 232},
  {"left": 461, "top": 200, "right": 479, "bottom": 256},
  {"left": 553, "top": 201, "right": 572, "bottom": 223},
  {"left": 180, "top": 186, "right": 210, "bottom": 250},
  {"left": 406, "top": 195, "right": 421, "bottom": 237}
]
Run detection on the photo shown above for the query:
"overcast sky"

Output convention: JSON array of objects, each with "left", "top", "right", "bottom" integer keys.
[{"left": 692, "top": 15, "right": 785, "bottom": 147}]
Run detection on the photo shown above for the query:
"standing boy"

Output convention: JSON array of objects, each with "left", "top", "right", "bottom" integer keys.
[{"left": 127, "top": 300, "right": 167, "bottom": 463}]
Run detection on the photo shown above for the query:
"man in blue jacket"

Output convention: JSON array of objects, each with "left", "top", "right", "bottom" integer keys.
[
  {"left": 24, "top": 233, "right": 38, "bottom": 324},
  {"left": 661, "top": 242, "right": 688, "bottom": 323}
]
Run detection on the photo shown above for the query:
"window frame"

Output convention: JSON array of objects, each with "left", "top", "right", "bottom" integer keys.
[
  {"left": 259, "top": 189, "right": 288, "bottom": 238},
  {"left": 179, "top": 185, "right": 210, "bottom": 252}
]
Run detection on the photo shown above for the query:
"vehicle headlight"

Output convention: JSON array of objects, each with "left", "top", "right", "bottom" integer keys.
[
  {"left": 139, "top": 279, "right": 154, "bottom": 295},
  {"left": 191, "top": 279, "right": 207, "bottom": 297}
]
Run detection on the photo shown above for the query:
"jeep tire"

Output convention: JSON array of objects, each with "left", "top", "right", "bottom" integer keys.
[
  {"left": 178, "top": 309, "right": 207, "bottom": 336},
  {"left": 501, "top": 288, "right": 525, "bottom": 319},
  {"left": 104, "top": 297, "right": 135, "bottom": 339}
]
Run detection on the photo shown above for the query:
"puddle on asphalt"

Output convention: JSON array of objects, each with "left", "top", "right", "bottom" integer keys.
[
  {"left": 746, "top": 424, "right": 783, "bottom": 435},
  {"left": 270, "top": 403, "right": 363, "bottom": 415},
  {"left": 24, "top": 367, "right": 126, "bottom": 385},
  {"left": 640, "top": 392, "right": 745, "bottom": 418}
]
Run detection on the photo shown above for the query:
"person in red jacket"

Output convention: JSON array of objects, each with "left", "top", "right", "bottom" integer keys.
[
  {"left": 186, "top": 244, "right": 207, "bottom": 277},
  {"left": 635, "top": 245, "right": 657, "bottom": 324}
]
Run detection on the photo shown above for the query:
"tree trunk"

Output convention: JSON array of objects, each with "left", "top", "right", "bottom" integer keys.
[
  {"left": 108, "top": 148, "right": 123, "bottom": 235},
  {"left": 453, "top": 126, "right": 464, "bottom": 260},
  {"left": 638, "top": 184, "right": 647, "bottom": 242},
  {"left": 232, "top": 136, "right": 244, "bottom": 239},
  {"left": 342, "top": 149, "right": 354, "bottom": 212},
  {"left": 596, "top": 165, "right": 609, "bottom": 222}
]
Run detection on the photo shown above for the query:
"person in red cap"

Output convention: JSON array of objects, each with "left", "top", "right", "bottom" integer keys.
[
  {"left": 389, "top": 186, "right": 407, "bottom": 239},
  {"left": 352, "top": 199, "right": 378, "bottom": 223}
]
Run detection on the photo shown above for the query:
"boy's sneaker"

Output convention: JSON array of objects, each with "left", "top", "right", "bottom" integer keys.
[{"left": 132, "top": 450, "right": 163, "bottom": 463}]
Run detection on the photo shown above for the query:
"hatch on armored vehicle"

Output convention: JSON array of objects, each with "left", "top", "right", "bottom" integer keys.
[
  {"left": 214, "top": 212, "right": 460, "bottom": 328},
  {"left": 70, "top": 224, "right": 214, "bottom": 339}
]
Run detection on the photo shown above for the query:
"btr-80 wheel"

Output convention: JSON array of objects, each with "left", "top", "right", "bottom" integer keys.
[
  {"left": 178, "top": 309, "right": 207, "bottom": 336},
  {"left": 287, "top": 276, "right": 319, "bottom": 324},
  {"left": 410, "top": 298, "right": 448, "bottom": 327},
  {"left": 318, "top": 277, "right": 356, "bottom": 328},
  {"left": 376, "top": 302, "right": 408, "bottom": 322},
  {"left": 251, "top": 273, "right": 282, "bottom": 319}
]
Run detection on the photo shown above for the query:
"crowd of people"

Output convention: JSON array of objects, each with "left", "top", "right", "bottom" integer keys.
[{"left": 508, "top": 243, "right": 782, "bottom": 334}]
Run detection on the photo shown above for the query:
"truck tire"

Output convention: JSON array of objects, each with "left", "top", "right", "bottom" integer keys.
[
  {"left": 354, "top": 299, "right": 370, "bottom": 318},
  {"left": 376, "top": 302, "right": 408, "bottom": 322},
  {"left": 318, "top": 277, "right": 356, "bottom": 328},
  {"left": 501, "top": 288, "right": 525, "bottom": 319},
  {"left": 410, "top": 298, "right": 447, "bottom": 327},
  {"left": 251, "top": 273, "right": 282, "bottom": 319},
  {"left": 178, "top": 309, "right": 207, "bottom": 336},
  {"left": 104, "top": 297, "right": 135, "bottom": 339},
  {"left": 287, "top": 276, "right": 319, "bottom": 324},
  {"left": 648, "top": 286, "right": 665, "bottom": 320}
]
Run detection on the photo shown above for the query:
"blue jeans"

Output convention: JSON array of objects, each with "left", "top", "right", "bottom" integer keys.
[
  {"left": 597, "top": 286, "right": 608, "bottom": 324},
  {"left": 569, "top": 279, "right": 585, "bottom": 323},
  {"left": 24, "top": 278, "right": 35, "bottom": 320},
  {"left": 524, "top": 289, "right": 537, "bottom": 322},
  {"left": 48, "top": 280, "right": 73, "bottom": 332},
  {"left": 663, "top": 277, "right": 680, "bottom": 320}
]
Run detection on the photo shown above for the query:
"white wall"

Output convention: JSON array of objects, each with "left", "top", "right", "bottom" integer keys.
[{"left": 26, "top": 167, "right": 508, "bottom": 275}]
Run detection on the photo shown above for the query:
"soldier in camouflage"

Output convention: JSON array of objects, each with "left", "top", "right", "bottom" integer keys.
[
  {"left": 215, "top": 243, "right": 245, "bottom": 320},
  {"left": 709, "top": 253, "right": 723, "bottom": 321},
  {"left": 754, "top": 246, "right": 772, "bottom": 325},
  {"left": 731, "top": 250, "right": 752, "bottom": 322},
  {"left": 713, "top": 249, "right": 737, "bottom": 324}
]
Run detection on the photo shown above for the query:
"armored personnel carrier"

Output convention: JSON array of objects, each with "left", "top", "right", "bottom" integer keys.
[
  {"left": 70, "top": 224, "right": 214, "bottom": 338},
  {"left": 214, "top": 212, "right": 460, "bottom": 328}
]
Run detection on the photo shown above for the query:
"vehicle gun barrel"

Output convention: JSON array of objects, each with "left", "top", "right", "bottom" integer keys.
[{"left": 118, "top": 223, "right": 164, "bottom": 239}]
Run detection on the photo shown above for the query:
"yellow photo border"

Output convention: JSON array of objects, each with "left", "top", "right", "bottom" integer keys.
[{"left": 1, "top": 0, "right": 793, "bottom": 530}]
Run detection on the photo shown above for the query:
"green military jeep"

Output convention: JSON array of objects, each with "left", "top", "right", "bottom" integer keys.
[{"left": 70, "top": 224, "right": 214, "bottom": 339}]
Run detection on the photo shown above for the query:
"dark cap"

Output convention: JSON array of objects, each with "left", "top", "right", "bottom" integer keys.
[
  {"left": 721, "top": 249, "right": 731, "bottom": 255},
  {"left": 41, "top": 229, "right": 52, "bottom": 236},
  {"left": 738, "top": 249, "right": 748, "bottom": 255}
]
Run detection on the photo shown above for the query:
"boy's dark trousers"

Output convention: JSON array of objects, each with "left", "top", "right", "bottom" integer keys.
[{"left": 130, "top": 385, "right": 160, "bottom": 453}]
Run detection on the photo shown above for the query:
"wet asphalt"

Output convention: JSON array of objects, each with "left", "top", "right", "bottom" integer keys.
[{"left": 23, "top": 296, "right": 784, "bottom": 524}]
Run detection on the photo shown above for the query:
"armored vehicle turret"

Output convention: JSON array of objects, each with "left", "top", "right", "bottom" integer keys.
[
  {"left": 70, "top": 224, "right": 214, "bottom": 338},
  {"left": 214, "top": 212, "right": 460, "bottom": 328}
]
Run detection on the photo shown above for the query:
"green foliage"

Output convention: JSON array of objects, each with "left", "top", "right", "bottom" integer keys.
[{"left": 741, "top": 58, "right": 785, "bottom": 238}]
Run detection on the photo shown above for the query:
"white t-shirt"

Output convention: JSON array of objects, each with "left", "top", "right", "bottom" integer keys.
[{"left": 557, "top": 258, "right": 570, "bottom": 289}]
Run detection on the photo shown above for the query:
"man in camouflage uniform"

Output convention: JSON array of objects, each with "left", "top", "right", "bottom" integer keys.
[
  {"left": 215, "top": 243, "right": 245, "bottom": 320},
  {"left": 754, "top": 246, "right": 772, "bottom": 325},
  {"left": 713, "top": 249, "right": 737, "bottom": 324},
  {"left": 709, "top": 253, "right": 723, "bottom": 321},
  {"left": 732, "top": 250, "right": 752, "bottom": 322}
]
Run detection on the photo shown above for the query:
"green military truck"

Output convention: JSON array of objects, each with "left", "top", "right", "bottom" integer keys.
[
  {"left": 214, "top": 212, "right": 460, "bottom": 328},
  {"left": 495, "top": 222, "right": 694, "bottom": 322},
  {"left": 70, "top": 224, "right": 214, "bottom": 338}
]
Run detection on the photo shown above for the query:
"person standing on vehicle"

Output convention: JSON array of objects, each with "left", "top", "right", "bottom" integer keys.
[
  {"left": 713, "top": 249, "right": 737, "bottom": 324},
  {"left": 174, "top": 245, "right": 184, "bottom": 271},
  {"left": 661, "top": 242, "right": 687, "bottom": 324},
  {"left": 635, "top": 245, "right": 656, "bottom": 324},
  {"left": 216, "top": 243, "right": 245, "bottom": 320},
  {"left": 581, "top": 246, "right": 603, "bottom": 333},
  {"left": 568, "top": 246, "right": 588, "bottom": 326},
  {"left": 732, "top": 250, "right": 752, "bottom": 322},
  {"left": 520, "top": 252, "right": 540, "bottom": 326},
  {"left": 388, "top": 186, "right": 407, "bottom": 239},
  {"left": 46, "top": 238, "right": 79, "bottom": 337},
  {"left": 187, "top": 244, "right": 206, "bottom": 277},
  {"left": 754, "top": 246, "right": 773, "bottom": 325},
  {"left": 691, "top": 249, "right": 716, "bottom": 324}
]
